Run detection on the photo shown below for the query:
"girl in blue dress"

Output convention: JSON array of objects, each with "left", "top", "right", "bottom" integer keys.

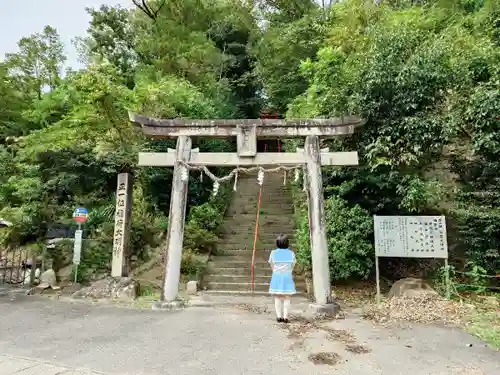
[{"left": 268, "top": 234, "right": 296, "bottom": 323}]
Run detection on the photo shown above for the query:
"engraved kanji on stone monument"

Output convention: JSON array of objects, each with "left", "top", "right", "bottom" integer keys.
[{"left": 112, "top": 173, "right": 133, "bottom": 277}]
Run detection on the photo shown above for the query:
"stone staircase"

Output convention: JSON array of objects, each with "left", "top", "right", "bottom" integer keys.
[{"left": 204, "top": 171, "right": 305, "bottom": 295}]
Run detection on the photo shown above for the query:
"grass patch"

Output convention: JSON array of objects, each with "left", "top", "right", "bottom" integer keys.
[
  {"left": 133, "top": 293, "right": 161, "bottom": 309},
  {"left": 465, "top": 308, "right": 500, "bottom": 349}
]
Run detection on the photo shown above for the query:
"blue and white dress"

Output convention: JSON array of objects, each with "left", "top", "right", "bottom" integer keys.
[{"left": 268, "top": 248, "right": 296, "bottom": 295}]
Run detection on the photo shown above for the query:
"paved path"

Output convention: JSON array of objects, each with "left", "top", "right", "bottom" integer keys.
[
  {"left": 0, "top": 355, "right": 103, "bottom": 375},
  {"left": 0, "top": 293, "right": 498, "bottom": 375}
]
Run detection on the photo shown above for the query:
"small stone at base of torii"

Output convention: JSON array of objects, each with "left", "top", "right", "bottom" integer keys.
[{"left": 186, "top": 281, "right": 198, "bottom": 295}]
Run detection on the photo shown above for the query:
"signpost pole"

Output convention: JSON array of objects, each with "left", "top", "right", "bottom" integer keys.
[
  {"left": 375, "top": 255, "right": 381, "bottom": 306},
  {"left": 444, "top": 258, "right": 451, "bottom": 299},
  {"left": 72, "top": 207, "right": 88, "bottom": 284},
  {"left": 74, "top": 222, "right": 81, "bottom": 284}
]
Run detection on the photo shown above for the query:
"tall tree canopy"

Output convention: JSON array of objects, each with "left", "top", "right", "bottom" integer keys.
[{"left": 0, "top": 0, "right": 498, "bottom": 284}]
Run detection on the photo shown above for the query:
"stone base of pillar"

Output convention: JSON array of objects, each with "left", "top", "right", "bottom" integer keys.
[
  {"left": 308, "top": 301, "right": 341, "bottom": 317},
  {"left": 152, "top": 300, "right": 185, "bottom": 310}
]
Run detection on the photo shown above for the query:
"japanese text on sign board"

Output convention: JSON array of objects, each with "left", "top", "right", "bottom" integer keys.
[{"left": 374, "top": 216, "right": 448, "bottom": 259}]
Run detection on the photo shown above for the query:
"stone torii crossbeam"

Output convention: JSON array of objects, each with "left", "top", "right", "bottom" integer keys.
[{"left": 127, "top": 112, "right": 364, "bottom": 312}]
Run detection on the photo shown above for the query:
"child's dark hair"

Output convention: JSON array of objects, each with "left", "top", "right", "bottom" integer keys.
[{"left": 276, "top": 234, "right": 289, "bottom": 249}]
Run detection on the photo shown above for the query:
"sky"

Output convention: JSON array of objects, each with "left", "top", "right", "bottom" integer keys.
[{"left": 0, "top": 0, "right": 132, "bottom": 69}]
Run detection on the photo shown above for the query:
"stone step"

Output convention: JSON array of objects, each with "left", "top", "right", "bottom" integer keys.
[
  {"left": 231, "top": 192, "right": 291, "bottom": 197},
  {"left": 232, "top": 186, "right": 291, "bottom": 192},
  {"left": 260, "top": 200, "right": 294, "bottom": 204},
  {"left": 231, "top": 204, "right": 291, "bottom": 208},
  {"left": 219, "top": 236, "right": 295, "bottom": 242},
  {"left": 226, "top": 211, "right": 294, "bottom": 217},
  {"left": 219, "top": 235, "right": 295, "bottom": 240},
  {"left": 206, "top": 265, "right": 305, "bottom": 277},
  {"left": 227, "top": 203, "right": 293, "bottom": 209},
  {"left": 202, "top": 290, "right": 270, "bottom": 296},
  {"left": 220, "top": 227, "right": 295, "bottom": 234},
  {"left": 222, "top": 213, "right": 294, "bottom": 219},
  {"left": 221, "top": 226, "right": 295, "bottom": 233},
  {"left": 215, "top": 249, "right": 270, "bottom": 255},
  {"left": 231, "top": 195, "right": 292, "bottom": 200},
  {"left": 215, "top": 254, "right": 269, "bottom": 267},
  {"left": 217, "top": 244, "right": 294, "bottom": 250},
  {"left": 218, "top": 240, "right": 294, "bottom": 247},
  {"left": 220, "top": 234, "right": 294, "bottom": 239},
  {"left": 232, "top": 201, "right": 292, "bottom": 205},
  {"left": 202, "top": 290, "right": 307, "bottom": 297},
  {"left": 219, "top": 237, "right": 295, "bottom": 242},
  {"left": 211, "top": 256, "right": 269, "bottom": 264},
  {"left": 210, "top": 259, "right": 269, "bottom": 268},
  {"left": 227, "top": 205, "right": 293, "bottom": 210},
  {"left": 214, "top": 252, "right": 284, "bottom": 258},
  {"left": 209, "top": 171, "right": 297, "bottom": 295},
  {"left": 206, "top": 267, "right": 273, "bottom": 277},
  {"left": 206, "top": 282, "right": 270, "bottom": 292},
  {"left": 224, "top": 223, "right": 294, "bottom": 229},
  {"left": 227, "top": 208, "right": 293, "bottom": 213},
  {"left": 220, "top": 230, "right": 294, "bottom": 237},
  {"left": 213, "top": 256, "right": 270, "bottom": 263},
  {"left": 216, "top": 248, "right": 292, "bottom": 255},
  {"left": 204, "top": 274, "right": 270, "bottom": 283},
  {"left": 225, "top": 212, "right": 293, "bottom": 217},
  {"left": 222, "top": 225, "right": 293, "bottom": 229},
  {"left": 205, "top": 281, "right": 307, "bottom": 292},
  {"left": 228, "top": 204, "right": 291, "bottom": 209},
  {"left": 221, "top": 228, "right": 295, "bottom": 233},
  {"left": 213, "top": 251, "right": 272, "bottom": 257}
]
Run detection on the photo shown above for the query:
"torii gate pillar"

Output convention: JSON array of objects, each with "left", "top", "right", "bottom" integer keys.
[
  {"left": 162, "top": 136, "right": 192, "bottom": 302},
  {"left": 304, "top": 135, "right": 332, "bottom": 306}
]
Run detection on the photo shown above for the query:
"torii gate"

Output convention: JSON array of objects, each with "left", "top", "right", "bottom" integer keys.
[{"left": 127, "top": 112, "right": 364, "bottom": 311}]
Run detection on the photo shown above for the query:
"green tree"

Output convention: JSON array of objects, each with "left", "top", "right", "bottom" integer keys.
[
  {"left": 4, "top": 26, "right": 66, "bottom": 100},
  {"left": 0, "top": 64, "right": 31, "bottom": 141},
  {"left": 286, "top": 0, "right": 500, "bottom": 277}
]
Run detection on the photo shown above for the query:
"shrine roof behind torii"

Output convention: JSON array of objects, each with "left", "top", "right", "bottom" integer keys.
[{"left": 129, "top": 112, "right": 364, "bottom": 138}]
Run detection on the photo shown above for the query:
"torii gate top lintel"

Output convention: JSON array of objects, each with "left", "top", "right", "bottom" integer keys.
[
  {"left": 130, "top": 110, "right": 364, "bottom": 164},
  {"left": 128, "top": 111, "right": 365, "bottom": 139}
]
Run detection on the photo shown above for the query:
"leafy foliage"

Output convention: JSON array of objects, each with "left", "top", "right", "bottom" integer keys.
[
  {"left": 0, "top": 1, "right": 245, "bottom": 280},
  {"left": 282, "top": 0, "right": 499, "bottom": 282},
  {"left": 324, "top": 196, "right": 373, "bottom": 280},
  {"left": 1, "top": 0, "right": 499, "bottom": 287}
]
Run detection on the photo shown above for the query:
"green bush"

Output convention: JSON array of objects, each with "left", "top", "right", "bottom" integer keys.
[
  {"left": 70, "top": 240, "right": 112, "bottom": 283},
  {"left": 180, "top": 248, "right": 206, "bottom": 280},
  {"left": 294, "top": 207, "right": 312, "bottom": 271},
  {"left": 293, "top": 188, "right": 374, "bottom": 282},
  {"left": 182, "top": 181, "right": 232, "bottom": 256},
  {"left": 324, "top": 196, "right": 374, "bottom": 280},
  {"left": 183, "top": 220, "right": 218, "bottom": 254},
  {"left": 451, "top": 206, "right": 500, "bottom": 276}
]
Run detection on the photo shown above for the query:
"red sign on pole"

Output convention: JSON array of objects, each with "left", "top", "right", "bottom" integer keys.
[{"left": 72, "top": 208, "right": 89, "bottom": 224}]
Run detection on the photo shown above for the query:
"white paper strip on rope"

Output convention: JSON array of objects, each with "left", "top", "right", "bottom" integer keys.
[{"left": 374, "top": 215, "right": 448, "bottom": 259}]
